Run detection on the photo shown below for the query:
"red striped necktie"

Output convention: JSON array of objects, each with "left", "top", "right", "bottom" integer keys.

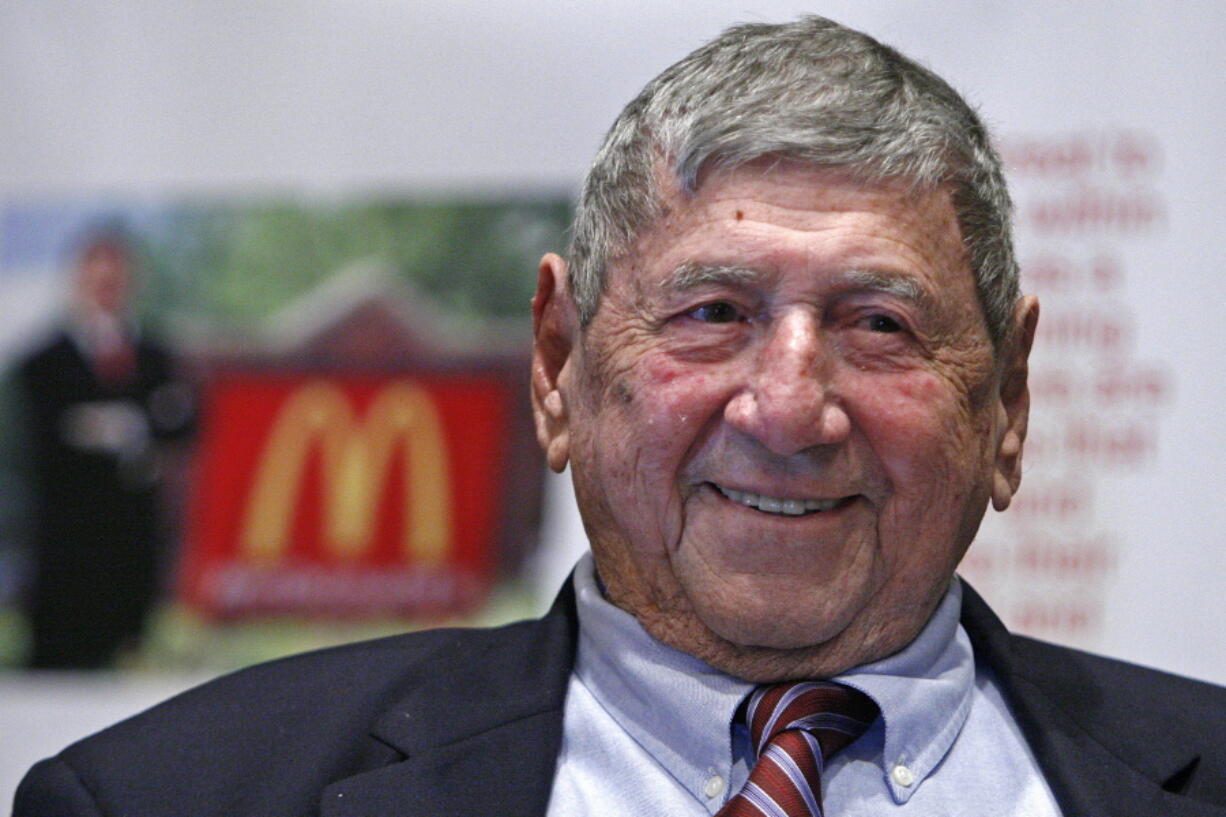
[{"left": 716, "top": 682, "right": 879, "bottom": 817}]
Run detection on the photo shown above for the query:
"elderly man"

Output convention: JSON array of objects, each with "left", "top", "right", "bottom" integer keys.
[{"left": 15, "top": 15, "right": 1226, "bottom": 817}]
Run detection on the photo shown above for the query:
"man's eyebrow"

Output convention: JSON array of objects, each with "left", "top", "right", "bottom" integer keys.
[
  {"left": 660, "top": 263, "right": 940, "bottom": 312},
  {"left": 836, "top": 269, "right": 936, "bottom": 311},
  {"left": 662, "top": 262, "right": 765, "bottom": 291}
]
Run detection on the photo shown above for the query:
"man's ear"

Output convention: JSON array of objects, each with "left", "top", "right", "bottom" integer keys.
[
  {"left": 532, "top": 253, "right": 578, "bottom": 473},
  {"left": 992, "top": 295, "right": 1040, "bottom": 511}
]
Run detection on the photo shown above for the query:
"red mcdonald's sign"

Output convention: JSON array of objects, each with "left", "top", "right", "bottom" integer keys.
[{"left": 179, "top": 370, "right": 515, "bottom": 618}]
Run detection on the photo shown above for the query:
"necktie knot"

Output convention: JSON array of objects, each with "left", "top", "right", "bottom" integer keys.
[
  {"left": 717, "top": 681, "right": 878, "bottom": 817},
  {"left": 745, "top": 681, "right": 878, "bottom": 761}
]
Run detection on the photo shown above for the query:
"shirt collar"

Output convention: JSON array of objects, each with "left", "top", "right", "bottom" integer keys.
[
  {"left": 571, "top": 553, "right": 975, "bottom": 805},
  {"left": 834, "top": 577, "right": 975, "bottom": 802},
  {"left": 571, "top": 553, "right": 754, "bottom": 803}
]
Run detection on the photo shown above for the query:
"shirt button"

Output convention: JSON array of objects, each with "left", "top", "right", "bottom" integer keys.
[
  {"left": 891, "top": 764, "right": 915, "bottom": 787},
  {"left": 704, "top": 775, "right": 726, "bottom": 798}
]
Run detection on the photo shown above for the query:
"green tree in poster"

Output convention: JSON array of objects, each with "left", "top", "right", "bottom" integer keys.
[{"left": 140, "top": 198, "right": 571, "bottom": 331}]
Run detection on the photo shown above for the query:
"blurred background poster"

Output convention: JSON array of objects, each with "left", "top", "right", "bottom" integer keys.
[
  {"left": 1, "top": 0, "right": 1224, "bottom": 802},
  {"left": 0, "top": 196, "right": 568, "bottom": 668}
]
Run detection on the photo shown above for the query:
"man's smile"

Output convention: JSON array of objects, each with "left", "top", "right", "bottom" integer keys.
[{"left": 711, "top": 482, "right": 856, "bottom": 516}]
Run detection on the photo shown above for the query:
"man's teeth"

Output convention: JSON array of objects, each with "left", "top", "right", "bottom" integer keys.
[{"left": 716, "top": 485, "right": 841, "bottom": 515}]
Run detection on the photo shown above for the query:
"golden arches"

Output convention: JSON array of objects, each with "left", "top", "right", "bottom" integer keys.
[{"left": 239, "top": 380, "right": 451, "bottom": 565}]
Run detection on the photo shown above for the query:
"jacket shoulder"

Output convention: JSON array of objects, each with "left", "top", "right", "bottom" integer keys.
[
  {"left": 961, "top": 581, "right": 1226, "bottom": 810},
  {"left": 1009, "top": 633, "right": 1226, "bottom": 745},
  {"left": 15, "top": 614, "right": 567, "bottom": 817}
]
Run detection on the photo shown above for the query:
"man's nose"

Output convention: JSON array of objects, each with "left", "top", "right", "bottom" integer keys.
[{"left": 723, "top": 310, "right": 851, "bottom": 456}]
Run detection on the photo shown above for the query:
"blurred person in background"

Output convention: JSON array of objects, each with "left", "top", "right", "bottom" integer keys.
[
  {"left": 8, "top": 231, "right": 195, "bottom": 670},
  {"left": 14, "top": 15, "right": 1226, "bottom": 817}
]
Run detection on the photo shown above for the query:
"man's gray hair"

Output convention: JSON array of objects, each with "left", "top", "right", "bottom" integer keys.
[{"left": 568, "top": 15, "right": 1019, "bottom": 347}]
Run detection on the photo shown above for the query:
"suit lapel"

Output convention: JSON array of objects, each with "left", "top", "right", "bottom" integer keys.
[
  {"left": 320, "top": 710, "right": 564, "bottom": 817},
  {"left": 321, "top": 583, "right": 579, "bottom": 817},
  {"left": 961, "top": 583, "right": 1225, "bottom": 816}
]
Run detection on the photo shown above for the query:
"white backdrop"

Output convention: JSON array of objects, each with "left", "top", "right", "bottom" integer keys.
[{"left": 3, "top": 0, "right": 1225, "bottom": 800}]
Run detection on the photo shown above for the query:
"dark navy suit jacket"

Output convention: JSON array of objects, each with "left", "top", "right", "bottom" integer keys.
[{"left": 14, "top": 583, "right": 1226, "bottom": 816}]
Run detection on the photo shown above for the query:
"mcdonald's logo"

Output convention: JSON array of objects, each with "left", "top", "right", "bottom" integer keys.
[
  {"left": 181, "top": 368, "right": 518, "bottom": 618},
  {"left": 239, "top": 380, "right": 452, "bottom": 566}
]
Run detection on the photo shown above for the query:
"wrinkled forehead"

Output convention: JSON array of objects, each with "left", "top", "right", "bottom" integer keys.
[
  {"left": 621, "top": 160, "right": 969, "bottom": 282},
  {"left": 651, "top": 156, "right": 959, "bottom": 241}
]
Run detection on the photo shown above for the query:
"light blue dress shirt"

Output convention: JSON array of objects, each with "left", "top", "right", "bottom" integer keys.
[{"left": 546, "top": 553, "right": 1063, "bottom": 815}]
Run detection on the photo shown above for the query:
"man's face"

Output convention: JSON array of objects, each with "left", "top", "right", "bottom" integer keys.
[
  {"left": 533, "top": 161, "right": 1035, "bottom": 681},
  {"left": 78, "top": 244, "right": 133, "bottom": 315}
]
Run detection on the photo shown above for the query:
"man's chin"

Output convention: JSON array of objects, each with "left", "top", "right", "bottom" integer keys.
[
  {"left": 635, "top": 602, "right": 862, "bottom": 682},
  {"left": 688, "top": 581, "right": 864, "bottom": 645},
  {"left": 706, "top": 612, "right": 844, "bottom": 652}
]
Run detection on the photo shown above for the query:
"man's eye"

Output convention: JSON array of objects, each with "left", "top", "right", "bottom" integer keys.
[
  {"left": 689, "top": 301, "right": 743, "bottom": 324},
  {"left": 865, "top": 314, "right": 903, "bottom": 333}
]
